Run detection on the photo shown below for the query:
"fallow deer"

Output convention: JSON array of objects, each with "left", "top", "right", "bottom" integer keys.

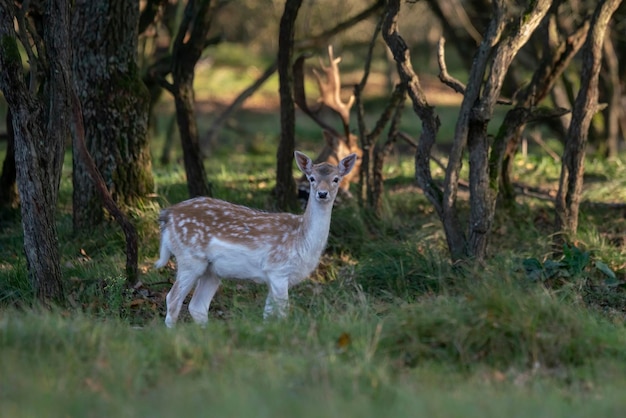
[
  {"left": 155, "top": 151, "right": 357, "bottom": 327},
  {"left": 294, "top": 46, "right": 362, "bottom": 201}
]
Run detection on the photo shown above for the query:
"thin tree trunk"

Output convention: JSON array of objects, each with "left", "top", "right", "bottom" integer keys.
[
  {"left": 601, "top": 34, "right": 621, "bottom": 158},
  {"left": 275, "top": 0, "right": 303, "bottom": 211},
  {"left": 372, "top": 86, "right": 405, "bottom": 216},
  {"left": 167, "top": 0, "right": 218, "bottom": 198},
  {"left": 554, "top": 0, "right": 623, "bottom": 239}
]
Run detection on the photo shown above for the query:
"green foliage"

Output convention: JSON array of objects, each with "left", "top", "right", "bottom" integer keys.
[{"left": 523, "top": 243, "right": 619, "bottom": 287}]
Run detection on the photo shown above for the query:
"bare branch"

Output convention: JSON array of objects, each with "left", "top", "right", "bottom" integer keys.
[
  {"left": 437, "top": 37, "right": 512, "bottom": 105},
  {"left": 15, "top": 0, "right": 41, "bottom": 93},
  {"left": 204, "top": 60, "right": 278, "bottom": 149},
  {"left": 436, "top": 37, "right": 466, "bottom": 95}
]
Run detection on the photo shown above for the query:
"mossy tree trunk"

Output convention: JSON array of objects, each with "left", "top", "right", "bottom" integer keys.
[{"left": 71, "top": 0, "right": 154, "bottom": 230}]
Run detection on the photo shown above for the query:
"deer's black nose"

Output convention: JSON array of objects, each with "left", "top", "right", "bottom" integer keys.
[{"left": 317, "top": 191, "right": 328, "bottom": 199}]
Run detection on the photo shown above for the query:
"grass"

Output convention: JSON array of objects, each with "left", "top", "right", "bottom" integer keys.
[{"left": 2, "top": 47, "right": 626, "bottom": 416}]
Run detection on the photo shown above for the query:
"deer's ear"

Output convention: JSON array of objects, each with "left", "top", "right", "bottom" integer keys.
[
  {"left": 294, "top": 151, "right": 313, "bottom": 175},
  {"left": 339, "top": 153, "right": 357, "bottom": 177}
]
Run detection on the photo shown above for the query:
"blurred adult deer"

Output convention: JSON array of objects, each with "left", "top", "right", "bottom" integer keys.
[
  {"left": 294, "top": 46, "right": 362, "bottom": 200},
  {"left": 155, "top": 151, "right": 357, "bottom": 327}
]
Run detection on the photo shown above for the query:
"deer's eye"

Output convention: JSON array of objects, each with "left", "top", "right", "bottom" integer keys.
[
  {"left": 309, "top": 176, "right": 316, "bottom": 182},
  {"left": 333, "top": 177, "right": 340, "bottom": 183}
]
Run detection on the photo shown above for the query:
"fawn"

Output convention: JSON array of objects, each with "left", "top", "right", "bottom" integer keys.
[{"left": 155, "top": 151, "right": 357, "bottom": 327}]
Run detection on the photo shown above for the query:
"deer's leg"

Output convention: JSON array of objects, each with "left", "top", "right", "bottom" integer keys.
[
  {"left": 263, "top": 278, "right": 289, "bottom": 319},
  {"left": 165, "top": 259, "right": 206, "bottom": 328},
  {"left": 188, "top": 272, "right": 221, "bottom": 326}
]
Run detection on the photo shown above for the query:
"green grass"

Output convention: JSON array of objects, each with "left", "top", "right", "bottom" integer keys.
[{"left": 1, "top": 282, "right": 626, "bottom": 417}]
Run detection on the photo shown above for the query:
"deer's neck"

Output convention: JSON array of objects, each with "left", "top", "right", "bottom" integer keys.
[{"left": 298, "top": 198, "right": 333, "bottom": 256}]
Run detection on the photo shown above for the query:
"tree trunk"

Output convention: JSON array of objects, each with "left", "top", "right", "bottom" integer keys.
[
  {"left": 164, "top": 0, "right": 217, "bottom": 198},
  {"left": 71, "top": 0, "right": 154, "bottom": 229},
  {"left": 601, "top": 33, "right": 621, "bottom": 158},
  {"left": 372, "top": 86, "right": 405, "bottom": 216},
  {"left": 554, "top": 0, "right": 623, "bottom": 239},
  {"left": 275, "top": 0, "right": 303, "bottom": 211},
  {"left": 0, "top": 0, "right": 73, "bottom": 303},
  {"left": 466, "top": 0, "right": 551, "bottom": 260}
]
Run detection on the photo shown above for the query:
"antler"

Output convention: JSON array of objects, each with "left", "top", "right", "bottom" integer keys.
[
  {"left": 293, "top": 45, "right": 354, "bottom": 140},
  {"left": 312, "top": 45, "right": 355, "bottom": 138}
]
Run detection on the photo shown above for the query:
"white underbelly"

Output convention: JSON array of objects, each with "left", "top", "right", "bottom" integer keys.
[
  {"left": 207, "top": 239, "right": 270, "bottom": 283},
  {"left": 205, "top": 237, "right": 318, "bottom": 286}
]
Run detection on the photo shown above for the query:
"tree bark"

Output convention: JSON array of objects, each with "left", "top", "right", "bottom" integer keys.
[
  {"left": 71, "top": 0, "right": 154, "bottom": 229},
  {"left": 275, "top": 0, "right": 303, "bottom": 211},
  {"left": 0, "top": 0, "right": 72, "bottom": 303},
  {"left": 554, "top": 0, "right": 623, "bottom": 239}
]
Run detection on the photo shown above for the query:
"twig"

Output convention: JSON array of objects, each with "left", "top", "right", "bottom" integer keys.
[
  {"left": 437, "top": 37, "right": 512, "bottom": 105},
  {"left": 528, "top": 130, "right": 560, "bottom": 162}
]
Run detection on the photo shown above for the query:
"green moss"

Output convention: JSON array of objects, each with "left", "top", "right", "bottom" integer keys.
[{"left": 0, "top": 35, "right": 22, "bottom": 65}]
